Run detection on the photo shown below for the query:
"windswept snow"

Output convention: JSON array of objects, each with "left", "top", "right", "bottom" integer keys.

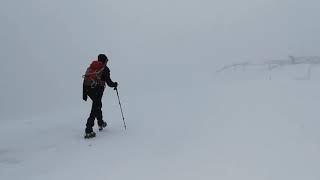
[
  {"left": 2, "top": 0, "right": 320, "bottom": 179},
  {"left": 1, "top": 70, "right": 320, "bottom": 179}
]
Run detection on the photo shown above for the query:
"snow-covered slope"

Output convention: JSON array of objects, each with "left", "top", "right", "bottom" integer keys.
[
  {"left": 1, "top": 67, "right": 320, "bottom": 179},
  {"left": 2, "top": 1, "right": 320, "bottom": 179}
]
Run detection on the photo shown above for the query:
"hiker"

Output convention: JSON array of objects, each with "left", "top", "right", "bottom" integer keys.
[{"left": 82, "top": 54, "right": 118, "bottom": 138}]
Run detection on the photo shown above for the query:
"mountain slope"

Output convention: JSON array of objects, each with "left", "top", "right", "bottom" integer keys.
[{"left": 1, "top": 75, "right": 320, "bottom": 180}]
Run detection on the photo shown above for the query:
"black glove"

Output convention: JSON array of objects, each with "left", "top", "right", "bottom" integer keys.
[
  {"left": 113, "top": 82, "right": 118, "bottom": 90},
  {"left": 83, "top": 86, "right": 88, "bottom": 101},
  {"left": 83, "top": 93, "right": 88, "bottom": 101}
]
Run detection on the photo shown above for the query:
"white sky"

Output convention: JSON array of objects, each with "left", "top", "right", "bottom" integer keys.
[{"left": 1, "top": 0, "right": 320, "bottom": 120}]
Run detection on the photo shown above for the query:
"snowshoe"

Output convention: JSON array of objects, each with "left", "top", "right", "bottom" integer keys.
[
  {"left": 84, "top": 132, "right": 96, "bottom": 139},
  {"left": 99, "top": 121, "right": 107, "bottom": 131}
]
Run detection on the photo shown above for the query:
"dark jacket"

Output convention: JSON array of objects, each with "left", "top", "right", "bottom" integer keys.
[{"left": 99, "top": 66, "right": 117, "bottom": 88}]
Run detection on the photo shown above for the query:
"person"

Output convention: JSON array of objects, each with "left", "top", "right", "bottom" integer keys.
[{"left": 82, "top": 54, "right": 118, "bottom": 138}]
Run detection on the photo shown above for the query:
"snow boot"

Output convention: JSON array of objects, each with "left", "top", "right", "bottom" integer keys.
[
  {"left": 84, "top": 131, "right": 96, "bottom": 139},
  {"left": 99, "top": 121, "right": 107, "bottom": 131}
]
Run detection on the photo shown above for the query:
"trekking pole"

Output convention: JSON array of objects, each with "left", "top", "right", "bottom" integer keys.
[{"left": 115, "top": 87, "right": 127, "bottom": 130}]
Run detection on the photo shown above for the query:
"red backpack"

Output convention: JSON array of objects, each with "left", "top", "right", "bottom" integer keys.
[{"left": 83, "top": 61, "right": 105, "bottom": 87}]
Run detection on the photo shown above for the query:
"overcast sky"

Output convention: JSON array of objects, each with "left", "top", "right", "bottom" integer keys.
[{"left": 1, "top": 0, "right": 320, "bottom": 120}]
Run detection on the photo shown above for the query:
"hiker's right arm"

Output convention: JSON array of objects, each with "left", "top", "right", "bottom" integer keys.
[{"left": 102, "top": 67, "right": 118, "bottom": 88}]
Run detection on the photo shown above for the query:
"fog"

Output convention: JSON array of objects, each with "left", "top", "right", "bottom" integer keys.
[
  {"left": 1, "top": 1, "right": 320, "bottom": 179},
  {"left": 1, "top": 0, "right": 320, "bottom": 119}
]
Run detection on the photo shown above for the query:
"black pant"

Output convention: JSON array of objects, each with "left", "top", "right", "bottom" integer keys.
[{"left": 85, "top": 86, "right": 105, "bottom": 133}]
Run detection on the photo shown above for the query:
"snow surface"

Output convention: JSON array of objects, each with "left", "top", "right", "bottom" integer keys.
[
  {"left": 1, "top": 67, "right": 320, "bottom": 180},
  {"left": 2, "top": 0, "right": 320, "bottom": 179}
]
